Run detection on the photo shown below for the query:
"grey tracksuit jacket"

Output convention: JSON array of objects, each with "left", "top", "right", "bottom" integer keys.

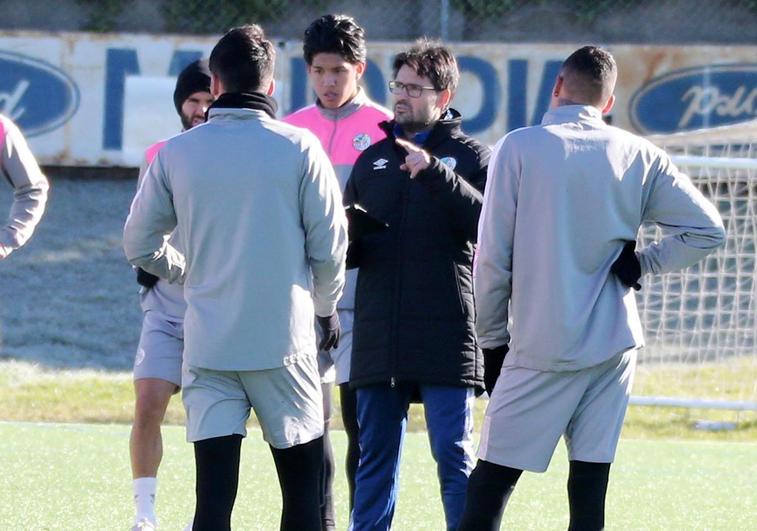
[
  {"left": 123, "top": 107, "right": 348, "bottom": 371},
  {"left": 474, "top": 105, "right": 726, "bottom": 372},
  {"left": 0, "top": 115, "right": 48, "bottom": 258}
]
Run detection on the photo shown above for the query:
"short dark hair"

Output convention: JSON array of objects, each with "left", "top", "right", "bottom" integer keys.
[
  {"left": 303, "top": 14, "right": 367, "bottom": 65},
  {"left": 561, "top": 46, "right": 617, "bottom": 105},
  {"left": 392, "top": 39, "right": 459, "bottom": 93},
  {"left": 209, "top": 24, "right": 275, "bottom": 93}
]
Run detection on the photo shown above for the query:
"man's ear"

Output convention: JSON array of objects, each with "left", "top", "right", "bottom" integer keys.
[
  {"left": 601, "top": 94, "right": 616, "bottom": 115},
  {"left": 211, "top": 73, "right": 223, "bottom": 98},
  {"left": 436, "top": 88, "right": 452, "bottom": 111},
  {"left": 266, "top": 79, "right": 276, "bottom": 96},
  {"left": 553, "top": 75, "right": 564, "bottom": 97},
  {"left": 355, "top": 61, "right": 366, "bottom": 80}
]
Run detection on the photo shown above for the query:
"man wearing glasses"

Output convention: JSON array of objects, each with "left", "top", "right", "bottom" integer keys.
[{"left": 343, "top": 39, "right": 490, "bottom": 530}]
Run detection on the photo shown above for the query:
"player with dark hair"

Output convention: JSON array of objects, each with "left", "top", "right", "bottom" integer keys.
[
  {"left": 0, "top": 114, "right": 48, "bottom": 260},
  {"left": 283, "top": 14, "right": 391, "bottom": 528},
  {"left": 124, "top": 25, "right": 348, "bottom": 531},
  {"left": 344, "top": 39, "right": 489, "bottom": 530},
  {"left": 460, "top": 45, "right": 725, "bottom": 530},
  {"left": 128, "top": 59, "right": 213, "bottom": 531}
]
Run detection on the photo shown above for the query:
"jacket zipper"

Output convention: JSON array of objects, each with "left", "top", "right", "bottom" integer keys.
[
  {"left": 327, "top": 109, "right": 340, "bottom": 158},
  {"left": 390, "top": 139, "right": 411, "bottom": 389}
]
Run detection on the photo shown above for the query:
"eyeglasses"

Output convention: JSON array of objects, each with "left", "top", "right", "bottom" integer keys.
[{"left": 388, "top": 80, "right": 437, "bottom": 98}]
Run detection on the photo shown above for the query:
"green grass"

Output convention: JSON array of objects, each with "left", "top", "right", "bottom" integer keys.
[
  {"left": 0, "top": 422, "right": 755, "bottom": 530},
  {"left": 1, "top": 359, "right": 755, "bottom": 440},
  {"left": 1, "top": 359, "right": 756, "bottom": 528}
]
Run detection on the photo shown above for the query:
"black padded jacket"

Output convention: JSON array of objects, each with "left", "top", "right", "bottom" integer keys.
[{"left": 344, "top": 109, "right": 490, "bottom": 391}]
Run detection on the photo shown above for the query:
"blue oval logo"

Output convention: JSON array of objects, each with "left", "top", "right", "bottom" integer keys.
[
  {"left": 629, "top": 64, "right": 757, "bottom": 134},
  {"left": 0, "top": 51, "right": 80, "bottom": 137}
]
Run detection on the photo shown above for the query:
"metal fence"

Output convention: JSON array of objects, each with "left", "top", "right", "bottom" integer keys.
[{"left": 2, "top": 0, "right": 757, "bottom": 43}]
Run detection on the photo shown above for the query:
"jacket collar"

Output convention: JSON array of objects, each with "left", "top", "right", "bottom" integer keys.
[
  {"left": 316, "top": 87, "right": 369, "bottom": 121},
  {"left": 206, "top": 91, "right": 278, "bottom": 121},
  {"left": 380, "top": 108, "right": 463, "bottom": 149},
  {"left": 541, "top": 104, "right": 604, "bottom": 126}
]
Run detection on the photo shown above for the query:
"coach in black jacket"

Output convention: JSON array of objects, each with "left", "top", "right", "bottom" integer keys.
[{"left": 344, "top": 40, "right": 489, "bottom": 531}]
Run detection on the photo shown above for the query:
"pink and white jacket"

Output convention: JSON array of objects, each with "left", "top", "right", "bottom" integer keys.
[
  {"left": 284, "top": 88, "right": 391, "bottom": 310},
  {"left": 0, "top": 114, "right": 48, "bottom": 259},
  {"left": 136, "top": 135, "right": 185, "bottom": 319}
]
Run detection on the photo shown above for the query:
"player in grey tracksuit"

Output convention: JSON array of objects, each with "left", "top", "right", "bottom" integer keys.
[
  {"left": 0, "top": 114, "right": 48, "bottom": 260},
  {"left": 123, "top": 25, "right": 347, "bottom": 531},
  {"left": 128, "top": 59, "right": 213, "bottom": 531},
  {"left": 459, "top": 46, "right": 725, "bottom": 530}
]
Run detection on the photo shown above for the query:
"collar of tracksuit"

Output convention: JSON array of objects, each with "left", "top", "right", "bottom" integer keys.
[
  {"left": 206, "top": 91, "right": 278, "bottom": 120},
  {"left": 315, "top": 87, "right": 370, "bottom": 121},
  {"left": 381, "top": 107, "right": 463, "bottom": 149},
  {"left": 541, "top": 104, "right": 604, "bottom": 126}
]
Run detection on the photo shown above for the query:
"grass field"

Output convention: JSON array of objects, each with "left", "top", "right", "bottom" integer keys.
[
  {"left": 2, "top": 359, "right": 755, "bottom": 441},
  {"left": 0, "top": 421, "right": 755, "bottom": 530}
]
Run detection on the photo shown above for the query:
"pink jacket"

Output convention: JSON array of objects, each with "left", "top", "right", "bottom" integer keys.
[
  {"left": 284, "top": 89, "right": 391, "bottom": 310},
  {"left": 135, "top": 136, "right": 184, "bottom": 319},
  {"left": 0, "top": 114, "right": 48, "bottom": 259}
]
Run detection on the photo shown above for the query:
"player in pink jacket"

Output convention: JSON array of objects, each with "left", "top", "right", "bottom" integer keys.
[
  {"left": 283, "top": 14, "right": 391, "bottom": 530},
  {"left": 129, "top": 60, "right": 213, "bottom": 531},
  {"left": 0, "top": 114, "right": 48, "bottom": 260}
]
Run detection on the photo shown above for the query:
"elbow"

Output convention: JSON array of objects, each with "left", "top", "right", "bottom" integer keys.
[
  {"left": 714, "top": 223, "right": 727, "bottom": 248},
  {"left": 122, "top": 231, "right": 147, "bottom": 266},
  {"left": 699, "top": 223, "right": 727, "bottom": 250}
]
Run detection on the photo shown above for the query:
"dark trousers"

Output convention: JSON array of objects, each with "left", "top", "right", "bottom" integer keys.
[{"left": 351, "top": 383, "right": 475, "bottom": 531}]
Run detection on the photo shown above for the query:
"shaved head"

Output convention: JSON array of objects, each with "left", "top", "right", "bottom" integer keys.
[{"left": 558, "top": 46, "right": 617, "bottom": 107}]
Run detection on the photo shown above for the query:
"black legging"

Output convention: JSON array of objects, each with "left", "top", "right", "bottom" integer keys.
[
  {"left": 192, "top": 435, "right": 323, "bottom": 531},
  {"left": 321, "top": 382, "right": 336, "bottom": 529},
  {"left": 270, "top": 437, "right": 324, "bottom": 531},
  {"left": 457, "top": 459, "right": 522, "bottom": 531},
  {"left": 339, "top": 383, "right": 360, "bottom": 510},
  {"left": 193, "top": 435, "right": 243, "bottom": 531},
  {"left": 567, "top": 460, "right": 611, "bottom": 531},
  {"left": 458, "top": 459, "right": 611, "bottom": 531}
]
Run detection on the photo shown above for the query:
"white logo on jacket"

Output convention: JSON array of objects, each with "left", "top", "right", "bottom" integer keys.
[
  {"left": 440, "top": 157, "right": 457, "bottom": 170},
  {"left": 353, "top": 133, "right": 371, "bottom": 151},
  {"left": 372, "top": 158, "right": 388, "bottom": 170}
]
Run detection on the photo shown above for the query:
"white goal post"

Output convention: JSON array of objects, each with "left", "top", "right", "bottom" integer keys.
[{"left": 631, "top": 120, "right": 757, "bottom": 411}]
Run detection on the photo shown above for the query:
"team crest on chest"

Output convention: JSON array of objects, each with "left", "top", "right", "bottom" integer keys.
[
  {"left": 440, "top": 156, "right": 457, "bottom": 170},
  {"left": 353, "top": 133, "right": 372, "bottom": 151}
]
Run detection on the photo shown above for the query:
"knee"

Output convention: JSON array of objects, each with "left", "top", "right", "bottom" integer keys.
[
  {"left": 134, "top": 383, "right": 174, "bottom": 426},
  {"left": 429, "top": 429, "right": 470, "bottom": 466}
]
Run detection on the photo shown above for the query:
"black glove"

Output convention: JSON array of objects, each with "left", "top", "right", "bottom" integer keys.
[
  {"left": 316, "top": 313, "right": 340, "bottom": 351},
  {"left": 136, "top": 267, "right": 160, "bottom": 289},
  {"left": 611, "top": 240, "right": 642, "bottom": 291},
  {"left": 483, "top": 344, "right": 509, "bottom": 396}
]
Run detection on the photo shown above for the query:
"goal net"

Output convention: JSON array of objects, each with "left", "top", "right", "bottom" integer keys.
[{"left": 633, "top": 120, "right": 757, "bottom": 411}]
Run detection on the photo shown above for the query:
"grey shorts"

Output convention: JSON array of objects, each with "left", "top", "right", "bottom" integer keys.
[
  {"left": 182, "top": 354, "right": 324, "bottom": 449},
  {"left": 316, "top": 309, "right": 353, "bottom": 385},
  {"left": 478, "top": 349, "right": 637, "bottom": 473},
  {"left": 133, "top": 310, "right": 184, "bottom": 387}
]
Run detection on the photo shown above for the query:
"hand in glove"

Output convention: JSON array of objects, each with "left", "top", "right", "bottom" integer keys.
[
  {"left": 317, "top": 313, "right": 341, "bottom": 351},
  {"left": 483, "top": 344, "right": 509, "bottom": 396},
  {"left": 611, "top": 240, "right": 642, "bottom": 291},
  {"left": 136, "top": 267, "right": 160, "bottom": 289}
]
